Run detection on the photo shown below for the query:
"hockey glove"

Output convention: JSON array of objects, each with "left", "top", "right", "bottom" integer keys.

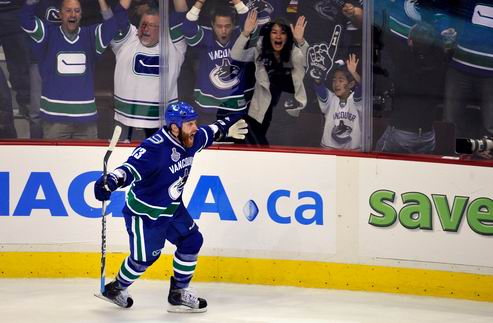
[
  {"left": 94, "top": 172, "right": 121, "bottom": 201},
  {"left": 227, "top": 119, "right": 248, "bottom": 139},
  {"left": 213, "top": 115, "right": 244, "bottom": 140}
]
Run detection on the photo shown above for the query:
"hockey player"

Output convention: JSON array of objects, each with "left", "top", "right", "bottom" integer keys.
[
  {"left": 93, "top": 101, "right": 248, "bottom": 313},
  {"left": 182, "top": 0, "right": 254, "bottom": 123},
  {"left": 98, "top": 0, "right": 189, "bottom": 140},
  {"left": 19, "top": 0, "right": 131, "bottom": 139}
]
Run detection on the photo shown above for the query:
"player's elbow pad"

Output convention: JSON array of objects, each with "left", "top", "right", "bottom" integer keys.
[{"left": 114, "top": 166, "right": 134, "bottom": 187}]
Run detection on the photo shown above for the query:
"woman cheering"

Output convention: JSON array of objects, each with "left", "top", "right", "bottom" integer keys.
[{"left": 231, "top": 10, "right": 308, "bottom": 145}]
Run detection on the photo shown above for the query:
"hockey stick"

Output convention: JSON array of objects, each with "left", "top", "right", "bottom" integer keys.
[{"left": 100, "top": 125, "right": 122, "bottom": 294}]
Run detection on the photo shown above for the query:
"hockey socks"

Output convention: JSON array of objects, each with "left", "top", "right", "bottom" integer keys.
[
  {"left": 172, "top": 252, "right": 198, "bottom": 288},
  {"left": 117, "top": 256, "right": 150, "bottom": 288}
]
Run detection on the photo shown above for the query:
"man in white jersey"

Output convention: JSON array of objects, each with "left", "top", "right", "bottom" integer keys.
[{"left": 99, "top": 0, "right": 188, "bottom": 140}]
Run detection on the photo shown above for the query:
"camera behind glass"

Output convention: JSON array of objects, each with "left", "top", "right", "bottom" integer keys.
[{"left": 456, "top": 137, "right": 493, "bottom": 154}]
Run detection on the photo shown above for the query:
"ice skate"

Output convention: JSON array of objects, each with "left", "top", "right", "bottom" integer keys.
[
  {"left": 167, "top": 276, "right": 207, "bottom": 313},
  {"left": 95, "top": 281, "right": 133, "bottom": 308}
]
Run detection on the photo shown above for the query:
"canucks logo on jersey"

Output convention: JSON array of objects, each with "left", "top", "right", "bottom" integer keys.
[
  {"left": 209, "top": 58, "right": 241, "bottom": 90},
  {"left": 168, "top": 168, "right": 189, "bottom": 200},
  {"left": 133, "top": 53, "right": 159, "bottom": 76},
  {"left": 245, "top": 0, "right": 274, "bottom": 25},
  {"left": 331, "top": 120, "right": 353, "bottom": 144},
  {"left": 169, "top": 175, "right": 186, "bottom": 200},
  {"left": 246, "top": 0, "right": 274, "bottom": 13},
  {"left": 57, "top": 53, "right": 86, "bottom": 75},
  {"left": 314, "top": 0, "right": 346, "bottom": 21},
  {"left": 403, "top": 0, "right": 422, "bottom": 21},
  {"left": 472, "top": 4, "right": 493, "bottom": 28}
]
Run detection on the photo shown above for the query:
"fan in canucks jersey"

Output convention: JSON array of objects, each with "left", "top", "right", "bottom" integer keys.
[
  {"left": 19, "top": 0, "right": 131, "bottom": 139},
  {"left": 182, "top": 0, "right": 254, "bottom": 118},
  {"left": 439, "top": 0, "right": 493, "bottom": 138},
  {"left": 103, "top": 0, "right": 188, "bottom": 138},
  {"left": 94, "top": 101, "right": 248, "bottom": 312}
]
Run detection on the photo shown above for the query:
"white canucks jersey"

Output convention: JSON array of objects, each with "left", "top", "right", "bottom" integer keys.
[
  {"left": 317, "top": 85, "right": 362, "bottom": 150},
  {"left": 112, "top": 24, "right": 186, "bottom": 128}
]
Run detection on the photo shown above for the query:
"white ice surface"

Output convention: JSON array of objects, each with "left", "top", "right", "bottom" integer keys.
[{"left": 0, "top": 279, "right": 492, "bottom": 323}]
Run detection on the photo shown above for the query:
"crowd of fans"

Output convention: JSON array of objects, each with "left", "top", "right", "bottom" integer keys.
[{"left": 0, "top": 0, "right": 491, "bottom": 159}]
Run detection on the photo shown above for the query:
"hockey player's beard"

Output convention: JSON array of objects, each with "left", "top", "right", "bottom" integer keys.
[{"left": 179, "top": 129, "right": 195, "bottom": 148}]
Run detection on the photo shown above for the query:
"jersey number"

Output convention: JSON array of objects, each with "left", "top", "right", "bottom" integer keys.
[{"left": 132, "top": 148, "right": 147, "bottom": 159}]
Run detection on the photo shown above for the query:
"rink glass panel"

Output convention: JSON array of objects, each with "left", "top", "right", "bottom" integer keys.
[{"left": 1, "top": 0, "right": 491, "bottom": 164}]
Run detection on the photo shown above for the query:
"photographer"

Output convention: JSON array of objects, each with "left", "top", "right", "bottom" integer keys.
[{"left": 375, "top": 22, "right": 449, "bottom": 154}]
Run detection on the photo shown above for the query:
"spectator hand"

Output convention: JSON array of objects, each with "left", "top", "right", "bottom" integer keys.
[
  {"left": 441, "top": 28, "right": 457, "bottom": 50},
  {"left": 227, "top": 119, "right": 248, "bottom": 139},
  {"left": 243, "top": 9, "right": 258, "bottom": 37},
  {"left": 94, "top": 172, "right": 120, "bottom": 201},
  {"left": 342, "top": 3, "right": 355, "bottom": 18},
  {"left": 346, "top": 54, "right": 359, "bottom": 74},
  {"left": 290, "top": 16, "right": 307, "bottom": 46}
]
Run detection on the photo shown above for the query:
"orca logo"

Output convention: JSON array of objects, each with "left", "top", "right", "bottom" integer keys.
[
  {"left": 209, "top": 59, "right": 241, "bottom": 90},
  {"left": 133, "top": 53, "right": 159, "bottom": 76},
  {"left": 331, "top": 120, "right": 353, "bottom": 144},
  {"left": 404, "top": 0, "right": 422, "bottom": 21},
  {"left": 169, "top": 171, "right": 188, "bottom": 200},
  {"left": 57, "top": 53, "right": 86, "bottom": 75},
  {"left": 314, "top": 0, "right": 344, "bottom": 21},
  {"left": 246, "top": 0, "right": 274, "bottom": 25}
]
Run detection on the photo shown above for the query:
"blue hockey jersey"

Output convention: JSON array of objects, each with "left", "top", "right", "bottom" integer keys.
[
  {"left": 20, "top": 2, "right": 128, "bottom": 123},
  {"left": 119, "top": 125, "right": 215, "bottom": 220},
  {"left": 182, "top": 9, "right": 254, "bottom": 112},
  {"left": 445, "top": 0, "right": 493, "bottom": 76}
]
